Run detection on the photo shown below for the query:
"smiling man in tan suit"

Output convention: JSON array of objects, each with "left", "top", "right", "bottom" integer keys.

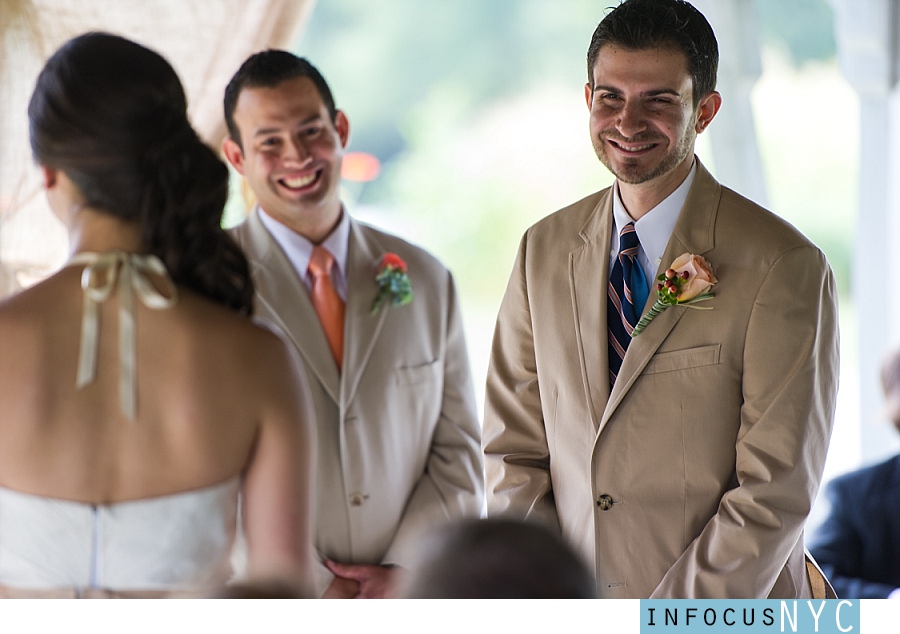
[
  {"left": 222, "top": 51, "right": 483, "bottom": 598},
  {"left": 483, "top": 0, "right": 839, "bottom": 598}
]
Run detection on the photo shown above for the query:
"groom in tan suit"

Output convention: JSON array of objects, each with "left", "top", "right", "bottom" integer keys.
[
  {"left": 483, "top": 0, "right": 839, "bottom": 598},
  {"left": 222, "top": 52, "right": 483, "bottom": 598}
]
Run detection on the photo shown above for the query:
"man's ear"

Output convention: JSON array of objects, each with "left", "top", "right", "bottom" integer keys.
[
  {"left": 222, "top": 138, "right": 246, "bottom": 175},
  {"left": 584, "top": 83, "right": 593, "bottom": 110},
  {"left": 335, "top": 110, "right": 351, "bottom": 148},
  {"left": 40, "top": 165, "right": 58, "bottom": 190},
  {"left": 695, "top": 91, "right": 722, "bottom": 133}
]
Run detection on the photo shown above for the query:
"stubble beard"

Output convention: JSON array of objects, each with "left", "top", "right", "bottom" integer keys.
[{"left": 593, "top": 126, "right": 697, "bottom": 185}]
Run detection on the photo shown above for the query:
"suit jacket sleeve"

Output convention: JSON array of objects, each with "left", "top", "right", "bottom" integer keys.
[
  {"left": 382, "top": 270, "right": 485, "bottom": 566},
  {"left": 652, "top": 245, "right": 840, "bottom": 597},
  {"left": 481, "top": 233, "right": 561, "bottom": 529},
  {"left": 810, "top": 476, "right": 898, "bottom": 598}
]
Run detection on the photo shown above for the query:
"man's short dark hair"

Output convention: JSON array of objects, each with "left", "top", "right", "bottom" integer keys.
[
  {"left": 587, "top": 0, "right": 718, "bottom": 106},
  {"left": 223, "top": 50, "right": 337, "bottom": 148}
]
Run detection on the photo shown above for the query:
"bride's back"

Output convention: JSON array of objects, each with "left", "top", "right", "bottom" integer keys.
[{"left": 0, "top": 268, "right": 298, "bottom": 504}]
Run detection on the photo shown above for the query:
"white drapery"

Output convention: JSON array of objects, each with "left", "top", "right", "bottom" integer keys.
[{"left": 0, "top": 0, "right": 315, "bottom": 295}]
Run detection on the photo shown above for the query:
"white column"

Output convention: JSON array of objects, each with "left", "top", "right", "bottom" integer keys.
[
  {"left": 831, "top": 0, "right": 900, "bottom": 463},
  {"left": 692, "top": 0, "right": 768, "bottom": 206}
]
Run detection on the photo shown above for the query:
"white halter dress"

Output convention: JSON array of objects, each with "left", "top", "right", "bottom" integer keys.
[{"left": 0, "top": 252, "right": 240, "bottom": 597}]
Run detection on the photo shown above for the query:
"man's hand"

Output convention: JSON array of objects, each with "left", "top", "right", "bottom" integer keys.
[
  {"left": 322, "top": 573, "right": 360, "bottom": 599},
  {"left": 324, "top": 560, "right": 401, "bottom": 598}
]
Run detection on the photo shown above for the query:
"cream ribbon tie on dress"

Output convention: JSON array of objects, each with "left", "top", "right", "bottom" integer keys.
[{"left": 69, "top": 251, "right": 178, "bottom": 421}]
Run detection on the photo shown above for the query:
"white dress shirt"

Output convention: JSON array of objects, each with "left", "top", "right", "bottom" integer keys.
[
  {"left": 610, "top": 160, "right": 697, "bottom": 290},
  {"left": 257, "top": 206, "right": 351, "bottom": 301}
]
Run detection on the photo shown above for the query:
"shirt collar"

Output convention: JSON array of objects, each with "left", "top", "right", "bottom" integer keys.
[
  {"left": 612, "top": 159, "right": 697, "bottom": 270},
  {"left": 257, "top": 205, "right": 350, "bottom": 289}
]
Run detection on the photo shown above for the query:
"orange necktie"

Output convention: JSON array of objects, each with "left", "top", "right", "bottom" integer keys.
[{"left": 308, "top": 246, "right": 345, "bottom": 370}]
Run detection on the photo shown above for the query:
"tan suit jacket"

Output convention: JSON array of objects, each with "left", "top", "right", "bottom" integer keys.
[
  {"left": 483, "top": 160, "right": 839, "bottom": 598},
  {"left": 231, "top": 209, "right": 484, "bottom": 595}
]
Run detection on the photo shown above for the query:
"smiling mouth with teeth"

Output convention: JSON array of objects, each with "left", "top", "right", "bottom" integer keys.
[
  {"left": 280, "top": 171, "right": 319, "bottom": 189},
  {"left": 609, "top": 140, "right": 657, "bottom": 153}
]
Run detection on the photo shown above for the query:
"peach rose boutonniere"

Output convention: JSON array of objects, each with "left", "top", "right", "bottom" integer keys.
[
  {"left": 631, "top": 253, "right": 717, "bottom": 337},
  {"left": 371, "top": 252, "right": 413, "bottom": 314}
]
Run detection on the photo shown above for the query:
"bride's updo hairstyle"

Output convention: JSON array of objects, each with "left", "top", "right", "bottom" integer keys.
[{"left": 28, "top": 32, "right": 253, "bottom": 315}]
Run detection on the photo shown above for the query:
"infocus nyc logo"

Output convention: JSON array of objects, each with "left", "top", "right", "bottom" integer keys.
[{"left": 640, "top": 600, "right": 860, "bottom": 633}]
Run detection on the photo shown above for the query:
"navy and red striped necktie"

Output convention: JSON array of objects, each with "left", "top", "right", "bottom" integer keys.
[{"left": 607, "top": 222, "right": 648, "bottom": 387}]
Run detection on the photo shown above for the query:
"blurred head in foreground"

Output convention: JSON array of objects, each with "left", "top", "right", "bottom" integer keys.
[
  {"left": 400, "top": 517, "right": 596, "bottom": 599},
  {"left": 213, "top": 578, "right": 311, "bottom": 599}
]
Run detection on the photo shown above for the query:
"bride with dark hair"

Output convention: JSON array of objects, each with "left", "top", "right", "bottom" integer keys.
[{"left": 0, "top": 32, "right": 315, "bottom": 597}]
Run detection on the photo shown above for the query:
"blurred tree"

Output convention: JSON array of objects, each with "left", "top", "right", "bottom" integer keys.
[
  {"left": 297, "top": 0, "right": 599, "bottom": 175},
  {"left": 755, "top": 0, "right": 836, "bottom": 63}
]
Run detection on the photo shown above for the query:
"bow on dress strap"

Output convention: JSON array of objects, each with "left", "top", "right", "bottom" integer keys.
[{"left": 69, "top": 251, "right": 178, "bottom": 421}]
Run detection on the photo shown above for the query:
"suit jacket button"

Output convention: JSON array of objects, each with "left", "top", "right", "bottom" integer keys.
[
  {"left": 596, "top": 494, "right": 613, "bottom": 511},
  {"left": 350, "top": 493, "right": 364, "bottom": 507}
]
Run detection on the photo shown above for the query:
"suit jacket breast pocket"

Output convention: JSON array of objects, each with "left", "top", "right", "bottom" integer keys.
[
  {"left": 643, "top": 344, "right": 720, "bottom": 375},
  {"left": 395, "top": 359, "right": 440, "bottom": 386}
]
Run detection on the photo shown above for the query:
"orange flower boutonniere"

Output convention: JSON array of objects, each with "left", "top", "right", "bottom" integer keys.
[{"left": 371, "top": 253, "right": 413, "bottom": 314}]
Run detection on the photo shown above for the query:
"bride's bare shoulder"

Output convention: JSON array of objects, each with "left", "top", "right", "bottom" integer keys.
[{"left": 0, "top": 267, "right": 82, "bottom": 326}]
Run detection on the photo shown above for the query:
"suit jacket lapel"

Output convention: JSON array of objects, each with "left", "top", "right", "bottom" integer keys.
[
  {"left": 570, "top": 192, "right": 614, "bottom": 432},
  {"left": 340, "top": 219, "right": 389, "bottom": 410},
  {"left": 244, "top": 209, "right": 341, "bottom": 403},
  {"left": 598, "top": 159, "right": 721, "bottom": 433}
]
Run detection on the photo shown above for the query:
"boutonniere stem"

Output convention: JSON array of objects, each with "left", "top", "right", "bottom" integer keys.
[
  {"left": 371, "top": 252, "right": 413, "bottom": 314},
  {"left": 632, "top": 253, "right": 716, "bottom": 337}
]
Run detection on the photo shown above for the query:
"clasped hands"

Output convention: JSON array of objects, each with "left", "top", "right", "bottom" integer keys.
[{"left": 322, "top": 560, "right": 401, "bottom": 599}]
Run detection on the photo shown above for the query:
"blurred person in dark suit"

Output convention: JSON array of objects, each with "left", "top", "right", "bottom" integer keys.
[{"left": 809, "top": 349, "right": 900, "bottom": 599}]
